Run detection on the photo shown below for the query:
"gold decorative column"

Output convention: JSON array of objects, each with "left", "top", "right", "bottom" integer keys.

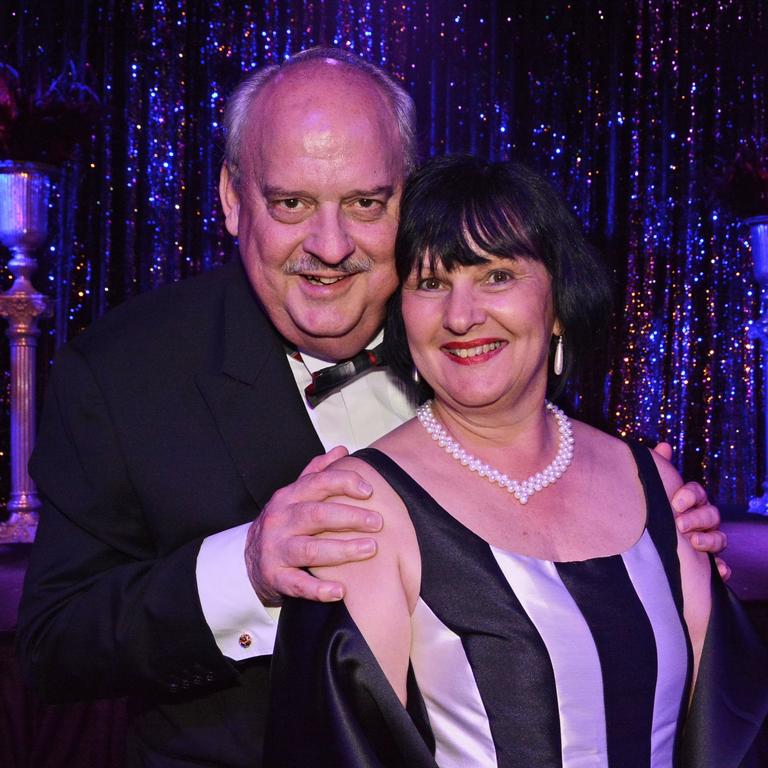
[{"left": 0, "top": 162, "right": 55, "bottom": 542}]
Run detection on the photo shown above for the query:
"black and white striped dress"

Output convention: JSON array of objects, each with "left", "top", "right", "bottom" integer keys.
[{"left": 353, "top": 444, "right": 692, "bottom": 768}]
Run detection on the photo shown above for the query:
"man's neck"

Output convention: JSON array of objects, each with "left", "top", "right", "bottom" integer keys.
[
  {"left": 294, "top": 329, "right": 385, "bottom": 372},
  {"left": 293, "top": 328, "right": 385, "bottom": 366}
]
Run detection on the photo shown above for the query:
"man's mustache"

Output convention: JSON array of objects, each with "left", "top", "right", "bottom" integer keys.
[{"left": 282, "top": 255, "right": 374, "bottom": 275}]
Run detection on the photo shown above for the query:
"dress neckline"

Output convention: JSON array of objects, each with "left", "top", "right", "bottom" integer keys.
[{"left": 356, "top": 443, "right": 654, "bottom": 565}]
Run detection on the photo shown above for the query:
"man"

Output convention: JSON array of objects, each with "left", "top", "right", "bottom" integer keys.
[{"left": 17, "top": 48, "right": 724, "bottom": 767}]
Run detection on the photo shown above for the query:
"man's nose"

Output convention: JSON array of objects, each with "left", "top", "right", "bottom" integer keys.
[
  {"left": 442, "top": 284, "right": 486, "bottom": 334},
  {"left": 303, "top": 206, "right": 355, "bottom": 265}
]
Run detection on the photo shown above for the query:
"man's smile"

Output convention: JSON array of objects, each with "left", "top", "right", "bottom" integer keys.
[{"left": 302, "top": 274, "right": 348, "bottom": 286}]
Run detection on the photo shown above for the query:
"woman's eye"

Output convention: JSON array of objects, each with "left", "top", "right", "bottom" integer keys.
[
  {"left": 488, "top": 270, "right": 512, "bottom": 284},
  {"left": 418, "top": 276, "right": 443, "bottom": 290}
]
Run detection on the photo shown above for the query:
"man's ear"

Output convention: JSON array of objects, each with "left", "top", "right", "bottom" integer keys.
[{"left": 219, "top": 163, "right": 240, "bottom": 237}]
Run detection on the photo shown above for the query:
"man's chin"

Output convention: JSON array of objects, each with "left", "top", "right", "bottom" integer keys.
[{"left": 291, "top": 323, "right": 379, "bottom": 362}]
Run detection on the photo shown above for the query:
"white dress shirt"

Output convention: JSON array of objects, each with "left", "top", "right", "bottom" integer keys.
[{"left": 196, "top": 333, "right": 415, "bottom": 659}]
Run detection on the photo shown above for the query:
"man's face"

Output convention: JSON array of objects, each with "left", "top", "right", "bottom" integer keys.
[{"left": 220, "top": 63, "right": 403, "bottom": 361}]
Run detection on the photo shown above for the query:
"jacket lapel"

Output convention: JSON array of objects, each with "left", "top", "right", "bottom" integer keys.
[{"left": 195, "top": 264, "right": 325, "bottom": 510}]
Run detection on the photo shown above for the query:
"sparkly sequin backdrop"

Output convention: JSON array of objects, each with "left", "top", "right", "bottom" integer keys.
[{"left": 0, "top": 0, "right": 765, "bottom": 509}]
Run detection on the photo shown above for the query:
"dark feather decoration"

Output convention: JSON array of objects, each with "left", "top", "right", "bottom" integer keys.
[
  {"left": 0, "top": 61, "right": 101, "bottom": 165},
  {"left": 719, "top": 137, "right": 768, "bottom": 219}
]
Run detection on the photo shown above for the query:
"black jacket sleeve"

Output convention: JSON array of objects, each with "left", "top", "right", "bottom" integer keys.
[{"left": 16, "top": 343, "right": 238, "bottom": 702}]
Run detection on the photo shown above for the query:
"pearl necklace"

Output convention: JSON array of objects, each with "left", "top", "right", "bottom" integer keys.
[{"left": 415, "top": 400, "right": 574, "bottom": 505}]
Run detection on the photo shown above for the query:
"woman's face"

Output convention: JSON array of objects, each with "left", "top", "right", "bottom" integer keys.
[{"left": 401, "top": 253, "right": 559, "bottom": 413}]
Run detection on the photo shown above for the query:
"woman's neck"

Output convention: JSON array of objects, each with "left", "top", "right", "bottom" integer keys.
[{"left": 429, "top": 392, "right": 560, "bottom": 477}]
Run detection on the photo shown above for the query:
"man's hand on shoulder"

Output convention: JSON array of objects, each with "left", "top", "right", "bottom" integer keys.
[
  {"left": 245, "top": 446, "right": 383, "bottom": 605},
  {"left": 652, "top": 441, "right": 730, "bottom": 580}
]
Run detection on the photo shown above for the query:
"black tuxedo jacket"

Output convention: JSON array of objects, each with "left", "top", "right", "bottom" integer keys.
[{"left": 17, "top": 261, "right": 325, "bottom": 767}]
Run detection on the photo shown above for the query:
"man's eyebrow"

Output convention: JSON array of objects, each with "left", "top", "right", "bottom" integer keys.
[
  {"left": 261, "top": 185, "right": 311, "bottom": 199},
  {"left": 261, "top": 185, "right": 396, "bottom": 199},
  {"left": 346, "top": 186, "right": 395, "bottom": 198}
]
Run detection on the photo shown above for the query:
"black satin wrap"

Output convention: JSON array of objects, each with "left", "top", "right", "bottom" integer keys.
[
  {"left": 680, "top": 558, "right": 768, "bottom": 768},
  {"left": 264, "top": 446, "right": 767, "bottom": 767},
  {"left": 265, "top": 562, "right": 768, "bottom": 768},
  {"left": 264, "top": 598, "right": 437, "bottom": 767}
]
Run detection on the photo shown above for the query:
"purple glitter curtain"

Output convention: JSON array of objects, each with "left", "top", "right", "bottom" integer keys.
[{"left": 0, "top": 0, "right": 766, "bottom": 508}]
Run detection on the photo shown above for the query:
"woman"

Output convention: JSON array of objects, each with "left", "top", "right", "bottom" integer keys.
[{"left": 265, "top": 157, "right": 767, "bottom": 768}]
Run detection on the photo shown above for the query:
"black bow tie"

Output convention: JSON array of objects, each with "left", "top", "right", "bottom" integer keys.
[{"left": 304, "top": 344, "right": 387, "bottom": 407}]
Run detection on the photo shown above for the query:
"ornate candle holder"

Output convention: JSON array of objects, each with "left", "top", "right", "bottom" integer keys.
[
  {"left": 747, "top": 215, "right": 768, "bottom": 515},
  {"left": 0, "top": 161, "right": 55, "bottom": 542}
]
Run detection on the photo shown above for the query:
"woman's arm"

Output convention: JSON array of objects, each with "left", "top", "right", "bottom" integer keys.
[
  {"left": 650, "top": 452, "right": 712, "bottom": 692},
  {"left": 311, "top": 456, "right": 420, "bottom": 704}
]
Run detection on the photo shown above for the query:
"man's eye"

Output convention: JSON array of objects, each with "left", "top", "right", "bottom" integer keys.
[
  {"left": 268, "top": 198, "right": 311, "bottom": 221},
  {"left": 348, "top": 198, "right": 385, "bottom": 218}
]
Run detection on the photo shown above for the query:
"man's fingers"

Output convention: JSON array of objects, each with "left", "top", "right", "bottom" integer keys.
[
  {"left": 652, "top": 441, "right": 673, "bottom": 461},
  {"left": 279, "top": 570, "right": 346, "bottom": 602},
  {"left": 715, "top": 556, "right": 732, "bottom": 582},
  {"left": 675, "top": 502, "right": 720, "bottom": 535},
  {"left": 291, "top": 500, "right": 383, "bottom": 535},
  {"left": 284, "top": 534, "right": 378, "bottom": 568},
  {"left": 689, "top": 530, "right": 728, "bottom": 555},
  {"left": 287, "top": 467, "right": 374, "bottom": 503},
  {"left": 298, "top": 446, "right": 349, "bottom": 478},
  {"left": 246, "top": 463, "right": 382, "bottom": 604},
  {"left": 671, "top": 481, "right": 708, "bottom": 515}
]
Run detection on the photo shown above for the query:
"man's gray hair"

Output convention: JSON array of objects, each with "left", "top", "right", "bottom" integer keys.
[{"left": 223, "top": 47, "right": 417, "bottom": 188}]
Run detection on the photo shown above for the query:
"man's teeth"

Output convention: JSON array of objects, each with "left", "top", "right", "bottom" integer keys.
[
  {"left": 304, "top": 275, "right": 346, "bottom": 285},
  {"left": 447, "top": 341, "right": 503, "bottom": 358}
]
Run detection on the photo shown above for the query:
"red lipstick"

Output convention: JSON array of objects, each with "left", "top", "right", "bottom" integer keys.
[{"left": 441, "top": 338, "right": 506, "bottom": 365}]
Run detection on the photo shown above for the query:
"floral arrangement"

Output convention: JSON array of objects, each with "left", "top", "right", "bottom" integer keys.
[
  {"left": 719, "top": 137, "right": 768, "bottom": 219},
  {"left": 0, "top": 62, "right": 101, "bottom": 166}
]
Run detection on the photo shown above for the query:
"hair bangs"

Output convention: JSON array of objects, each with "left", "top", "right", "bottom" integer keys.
[
  {"left": 396, "top": 159, "right": 540, "bottom": 282},
  {"left": 461, "top": 193, "right": 538, "bottom": 264}
]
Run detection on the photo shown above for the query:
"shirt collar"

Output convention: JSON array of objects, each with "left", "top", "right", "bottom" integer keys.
[{"left": 291, "top": 329, "right": 385, "bottom": 375}]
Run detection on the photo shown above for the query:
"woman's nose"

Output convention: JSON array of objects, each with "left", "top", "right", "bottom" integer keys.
[{"left": 442, "top": 284, "right": 486, "bottom": 334}]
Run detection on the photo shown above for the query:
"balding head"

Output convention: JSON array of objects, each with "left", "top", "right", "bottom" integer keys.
[
  {"left": 223, "top": 47, "right": 417, "bottom": 191},
  {"left": 242, "top": 61, "right": 404, "bottom": 198}
]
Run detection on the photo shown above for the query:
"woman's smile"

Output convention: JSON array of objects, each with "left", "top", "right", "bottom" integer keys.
[{"left": 442, "top": 338, "right": 507, "bottom": 364}]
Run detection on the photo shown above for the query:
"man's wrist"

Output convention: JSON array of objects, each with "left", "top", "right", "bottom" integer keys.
[{"left": 196, "top": 523, "right": 279, "bottom": 660}]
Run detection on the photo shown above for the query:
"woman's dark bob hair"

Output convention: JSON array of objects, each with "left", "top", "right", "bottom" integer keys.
[{"left": 384, "top": 155, "right": 614, "bottom": 403}]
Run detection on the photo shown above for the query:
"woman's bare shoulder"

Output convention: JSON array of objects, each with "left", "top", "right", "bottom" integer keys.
[
  {"left": 326, "top": 453, "right": 410, "bottom": 523},
  {"left": 647, "top": 448, "right": 686, "bottom": 499},
  {"left": 569, "top": 419, "right": 637, "bottom": 473},
  {"left": 570, "top": 420, "right": 681, "bottom": 484},
  {"left": 322, "top": 452, "right": 420, "bottom": 593},
  {"left": 316, "top": 455, "right": 419, "bottom": 704},
  {"left": 369, "top": 417, "right": 421, "bottom": 453}
]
